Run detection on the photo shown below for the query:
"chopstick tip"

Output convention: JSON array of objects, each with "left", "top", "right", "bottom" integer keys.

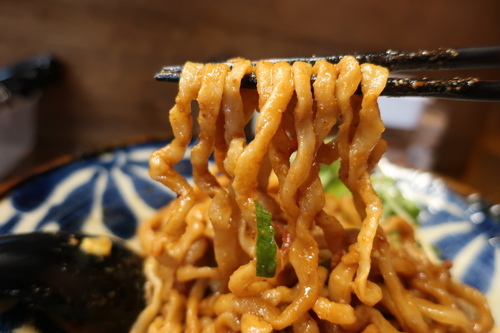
[{"left": 155, "top": 69, "right": 180, "bottom": 82}]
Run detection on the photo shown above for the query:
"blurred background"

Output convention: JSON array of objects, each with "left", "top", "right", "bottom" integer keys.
[{"left": 0, "top": 0, "right": 499, "bottom": 202}]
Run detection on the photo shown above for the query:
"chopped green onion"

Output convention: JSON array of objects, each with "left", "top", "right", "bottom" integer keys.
[
  {"left": 255, "top": 201, "right": 277, "bottom": 278},
  {"left": 373, "top": 173, "right": 420, "bottom": 225},
  {"left": 432, "top": 245, "right": 441, "bottom": 258},
  {"left": 318, "top": 154, "right": 420, "bottom": 225},
  {"left": 319, "top": 160, "right": 350, "bottom": 197}
]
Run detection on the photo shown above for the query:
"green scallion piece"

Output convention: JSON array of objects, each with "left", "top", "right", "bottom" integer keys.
[{"left": 254, "top": 201, "right": 277, "bottom": 278}]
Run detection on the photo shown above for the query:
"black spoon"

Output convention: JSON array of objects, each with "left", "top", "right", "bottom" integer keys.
[{"left": 0, "top": 232, "right": 145, "bottom": 333}]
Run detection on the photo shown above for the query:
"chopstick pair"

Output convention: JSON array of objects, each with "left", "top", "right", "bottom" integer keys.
[{"left": 156, "top": 46, "right": 500, "bottom": 101}]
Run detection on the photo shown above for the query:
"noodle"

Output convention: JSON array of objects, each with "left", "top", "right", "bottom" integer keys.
[{"left": 132, "top": 57, "right": 495, "bottom": 332}]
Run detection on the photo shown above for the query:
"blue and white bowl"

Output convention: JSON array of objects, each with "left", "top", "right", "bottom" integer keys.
[
  {"left": 0, "top": 140, "right": 498, "bottom": 330},
  {"left": 377, "top": 159, "right": 499, "bottom": 320}
]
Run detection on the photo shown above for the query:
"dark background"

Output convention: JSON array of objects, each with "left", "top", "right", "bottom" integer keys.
[{"left": 1, "top": 0, "right": 499, "bottom": 201}]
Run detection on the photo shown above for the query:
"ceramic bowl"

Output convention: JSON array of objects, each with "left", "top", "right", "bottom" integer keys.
[{"left": 0, "top": 139, "right": 498, "bottom": 330}]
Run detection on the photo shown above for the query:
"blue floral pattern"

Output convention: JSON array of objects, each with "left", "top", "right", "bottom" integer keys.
[
  {"left": 378, "top": 159, "right": 499, "bottom": 321},
  {"left": 0, "top": 141, "right": 498, "bottom": 328},
  {"left": 0, "top": 141, "right": 178, "bottom": 248}
]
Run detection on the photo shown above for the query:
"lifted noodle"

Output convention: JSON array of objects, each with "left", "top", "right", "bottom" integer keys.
[{"left": 133, "top": 57, "right": 494, "bottom": 333}]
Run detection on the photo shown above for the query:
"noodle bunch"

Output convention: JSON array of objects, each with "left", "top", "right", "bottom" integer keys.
[{"left": 132, "top": 57, "right": 494, "bottom": 333}]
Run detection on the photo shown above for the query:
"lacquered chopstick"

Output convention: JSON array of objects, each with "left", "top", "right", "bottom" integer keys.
[
  {"left": 235, "top": 75, "right": 500, "bottom": 101},
  {"left": 157, "top": 46, "right": 500, "bottom": 77},
  {"left": 155, "top": 46, "right": 500, "bottom": 101}
]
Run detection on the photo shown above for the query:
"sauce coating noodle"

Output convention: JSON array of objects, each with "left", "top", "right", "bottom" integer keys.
[{"left": 132, "top": 57, "right": 494, "bottom": 333}]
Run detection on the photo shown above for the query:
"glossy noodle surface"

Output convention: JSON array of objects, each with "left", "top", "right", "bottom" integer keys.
[{"left": 132, "top": 57, "right": 494, "bottom": 333}]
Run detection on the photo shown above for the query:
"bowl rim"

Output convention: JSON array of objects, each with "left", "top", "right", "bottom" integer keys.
[{"left": 0, "top": 135, "right": 171, "bottom": 199}]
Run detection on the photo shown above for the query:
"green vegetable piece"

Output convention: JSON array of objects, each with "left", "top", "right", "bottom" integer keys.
[
  {"left": 319, "top": 160, "right": 350, "bottom": 197},
  {"left": 375, "top": 175, "right": 421, "bottom": 225},
  {"left": 255, "top": 201, "right": 277, "bottom": 278}
]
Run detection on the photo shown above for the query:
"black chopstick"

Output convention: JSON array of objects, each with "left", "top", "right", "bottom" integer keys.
[
  {"left": 155, "top": 46, "right": 500, "bottom": 101},
  {"left": 382, "top": 77, "right": 500, "bottom": 101},
  {"left": 235, "top": 75, "right": 500, "bottom": 101}
]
